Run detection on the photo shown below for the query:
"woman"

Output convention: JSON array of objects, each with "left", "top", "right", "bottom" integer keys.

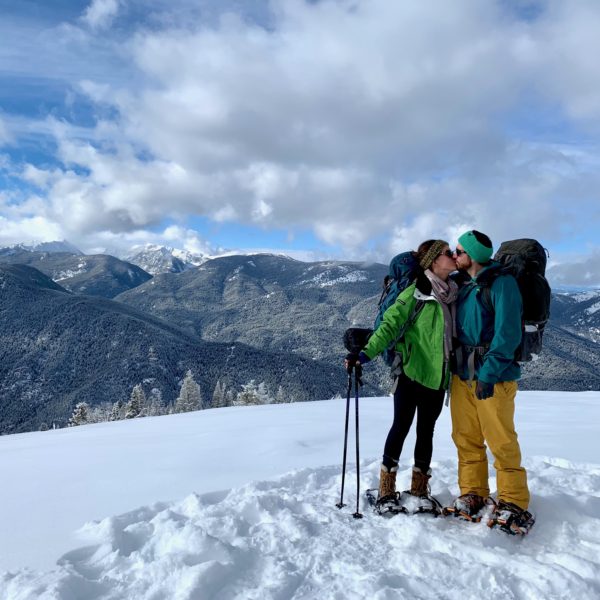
[{"left": 347, "top": 239, "right": 457, "bottom": 514}]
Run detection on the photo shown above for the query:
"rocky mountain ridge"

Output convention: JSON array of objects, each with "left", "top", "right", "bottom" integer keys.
[
  {"left": 0, "top": 248, "right": 152, "bottom": 298},
  {"left": 122, "top": 244, "right": 209, "bottom": 275}
]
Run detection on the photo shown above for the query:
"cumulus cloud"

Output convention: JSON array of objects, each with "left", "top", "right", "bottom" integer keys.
[
  {"left": 0, "top": 216, "right": 64, "bottom": 247},
  {"left": 2, "top": 0, "right": 600, "bottom": 270},
  {"left": 81, "top": 0, "right": 121, "bottom": 30},
  {"left": 74, "top": 225, "right": 215, "bottom": 257}
]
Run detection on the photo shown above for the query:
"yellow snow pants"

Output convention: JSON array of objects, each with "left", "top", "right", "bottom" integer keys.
[{"left": 450, "top": 376, "right": 530, "bottom": 510}]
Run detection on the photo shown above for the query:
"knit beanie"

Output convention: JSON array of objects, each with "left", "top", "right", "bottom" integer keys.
[
  {"left": 419, "top": 240, "right": 449, "bottom": 270},
  {"left": 458, "top": 230, "right": 493, "bottom": 264}
]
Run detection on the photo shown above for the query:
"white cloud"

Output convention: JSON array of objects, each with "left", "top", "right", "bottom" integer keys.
[
  {"left": 81, "top": 0, "right": 121, "bottom": 30},
  {"left": 2, "top": 0, "right": 600, "bottom": 271},
  {"left": 69, "top": 225, "right": 215, "bottom": 257},
  {"left": 0, "top": 216, "right": 64, "bottom": 247},
  {"left": 531, "top": 0, "right": 600, "bottom": 124}
]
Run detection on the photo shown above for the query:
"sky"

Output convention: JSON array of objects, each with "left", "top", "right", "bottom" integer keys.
[{"left": 1, "top": 0, "right": 600, "bottom": 270}]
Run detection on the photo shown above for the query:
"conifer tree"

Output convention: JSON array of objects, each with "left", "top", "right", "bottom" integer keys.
[
  {"left": 88, "top": 403, "right": 112, "bottom": 423},
  {"left": 125, "top": 384, "right": 146, "bottom": 419},
  {"left": 212, "top": 380, "right": 226, "bottom": 409},
  {"left": 174, "top": 370, "right": 203, "bottom": 413},
  {"left": 275, "top": 386, "right": 287, "bottom": 404},
  {"left": 109, "top": 400, "right": 124, "bottom": 421},
  {"left": 257, "top": 381, "right": 272, "bottom": 404},
  {"left": 234, "top": 380, "right": 263, "bottom": 406},
  {"left": 69, "top": 402, "right": 90, "bottom": 426},
  {"left": 146, "top": 388, "right": 165, "bottom": 416}
]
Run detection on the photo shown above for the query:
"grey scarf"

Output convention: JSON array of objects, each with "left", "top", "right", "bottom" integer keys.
[{"left": 425, "top": 269, "right": 458, "bottom": 362}]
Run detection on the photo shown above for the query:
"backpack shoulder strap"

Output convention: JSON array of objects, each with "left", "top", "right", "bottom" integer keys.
[
  {"left": 388, "top": 297, "right": 426, "bottom": 352},
  {"left": 476, "top": 266, "right": 510, "bottom": 314}
]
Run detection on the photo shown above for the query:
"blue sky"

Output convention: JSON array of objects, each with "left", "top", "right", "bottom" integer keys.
[{"left": 1, "top": 0, "right": 600, "bottom": 278}]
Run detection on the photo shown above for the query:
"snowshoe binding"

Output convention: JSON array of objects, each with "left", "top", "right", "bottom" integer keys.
[
  {"left": 442, "top": 493, "right": 488, "bottom": 522},
  {"left": 366, "top": 489, "right": 408, "bottom": 517},
  {"left": 487, "top": 501, "right": 535, "bottom": 536},
  {"left": 404, "top": 467, "right": 442, "bottom": 516},
  {"left": 400, "top": 491, "right": 442, "bottom": 516}
]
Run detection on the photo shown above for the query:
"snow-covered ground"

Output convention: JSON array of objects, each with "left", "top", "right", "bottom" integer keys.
[{"left": 1, "top": 392, "right": 599, "bottom": 599}]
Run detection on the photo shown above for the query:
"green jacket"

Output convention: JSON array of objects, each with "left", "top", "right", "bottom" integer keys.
[
  {"left": 362, "top": 282, "right": 447, "bottom": 390},
  {"left": 453, "top": 262, "right": 522, "bottom": 384}
]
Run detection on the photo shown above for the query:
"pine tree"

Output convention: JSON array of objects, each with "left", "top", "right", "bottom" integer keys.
[
  {"left": 212, "top": 380, "right": 226, "bottom": 409},
  {"left": 125, "top": 384, "right": 146, "bottom": 419},
  {"left": 88, "top": 403, "right": 112, "bottom": 423},
  {"left": 225, "top": 389, "right": 235, "bottom": 407},
  {"left": 146, "top": 388, "right": 165, "bottom": 416},
  {"left": 109, "top": 400, "right": 124, "bottom": 421},
  {"left": 69, "top": 402, "right": 90, "bottom": 426},
  {"left": 275, "top": 386, "right": 287, "bottom": 404},
  {"left": 256, "top": 381, "right": 272, "bottom": 404},
  {"left": 234, "top": 380, "right": 263, "bottom": 406},
  {"left": 174, "top": 370, "right": 203, "bottom": 413}
]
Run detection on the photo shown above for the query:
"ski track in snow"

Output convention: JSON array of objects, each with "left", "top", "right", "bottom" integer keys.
[{"left": 2, "top": 459, "right": 599, "bottom": 600}]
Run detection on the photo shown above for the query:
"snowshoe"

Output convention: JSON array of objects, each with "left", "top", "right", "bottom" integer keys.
[
  {"left": 487, "top": 501, "right": 535, "bottom": 536},
  {"left": 442, "top": 493, "right": 488, "bottom": 522},
  {"left": 365, "top": 489, "right": 408, "bottom": 517},
  {"left": 400, "top": 490, "right": 443, "bottom": 516}
]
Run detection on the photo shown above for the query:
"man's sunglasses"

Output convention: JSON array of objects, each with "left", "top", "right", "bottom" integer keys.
[{"left": 454, "top": 248, "right": 467, "bottom": 256}]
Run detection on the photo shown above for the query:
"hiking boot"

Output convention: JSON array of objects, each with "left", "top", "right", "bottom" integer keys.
[
  {"left": 443, "top": 492, "right": 486, "bottom": 521},
  {"left": 377, "top": 464, "right": 398, "bottom": 502},
  {"left": 373, "top": 464, "right": 404, "bottom": 515},
  {"left": 488, "top": 500, "right": 535, "bottom": 535},
  {"left": 410, "top": 466, "right": 431, "bottom": 497}
]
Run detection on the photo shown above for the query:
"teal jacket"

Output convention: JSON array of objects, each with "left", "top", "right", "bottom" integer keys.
[
  {"left": 453, "top": 262, "right": 522, "bottom": 384},
  {"left": 362, "top": 282, "right": 448, "bottom": 390}
]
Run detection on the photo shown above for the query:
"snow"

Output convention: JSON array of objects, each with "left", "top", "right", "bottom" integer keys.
[
  {"left": 1, "top": 392, "right": 599, "bottom": 599},
  {"left": 573, "top": 290, "right": 600, "bottom": 303},
  {"left": 54, "top": 262, "right": 88, "bottom": 281},
  {"left": 585, "top": 301, "right": 600, "bottom": 316},
  {"left": 299, "top": 268, "right": 369, "bottom": 287}
]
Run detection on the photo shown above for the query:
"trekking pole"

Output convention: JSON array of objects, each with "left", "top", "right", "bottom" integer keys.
[
  {"left": 353, "top": 363, "right": 364, "bottom": 519},
  {"left": 336, "top": 363, "right": 353, "bottom": 509}
]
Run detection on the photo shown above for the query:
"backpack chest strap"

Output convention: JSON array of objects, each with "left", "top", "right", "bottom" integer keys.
[{"left": 455, "top": 343, "right": 490, "bottom": 382}]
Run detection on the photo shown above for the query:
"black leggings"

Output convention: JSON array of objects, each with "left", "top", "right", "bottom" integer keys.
[{"left": 382, "top": 373, "right": 445, "bottom": 473}]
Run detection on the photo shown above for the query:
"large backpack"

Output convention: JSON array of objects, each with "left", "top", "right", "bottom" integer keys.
[
  {"left": 481, "top": 238, "right": 551, "bottom": 362},
  {"left": 374, "top": 251, "right": 422, "bottom": 366}
]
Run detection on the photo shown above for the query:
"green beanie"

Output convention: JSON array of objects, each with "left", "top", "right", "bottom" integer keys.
[{"left": 458, "top": 230, "right": 493, "bottom": 263}]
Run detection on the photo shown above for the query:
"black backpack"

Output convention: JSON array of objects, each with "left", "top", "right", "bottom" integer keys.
[{"left": 481, "top": 239, "right": 551, "bottom": 362}]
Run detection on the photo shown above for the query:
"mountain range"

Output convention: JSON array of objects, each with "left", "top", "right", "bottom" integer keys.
[
  {"left": 123, "top": 244, "right": 208, "bottom": 275},
  {"left": 1, "top": 243, "right": 599, "bottom": 433},
  {"left": 0, "top": 248, "right": 152, "bottom": 298},
  {"left": 0, "top": 264, "right": 343, "bottom": 433}
]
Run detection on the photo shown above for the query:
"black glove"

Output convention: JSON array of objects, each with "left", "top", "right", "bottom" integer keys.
[
  {"left": 345, "top": 353, "right": 359, "bottom": 364},
  {"left": 475, "top": 380, "right": 495, "bottom": 400}
]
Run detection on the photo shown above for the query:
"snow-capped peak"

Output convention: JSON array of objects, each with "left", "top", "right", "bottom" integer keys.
[
  {"left": 123, "top": 244, "right": 210, "bottom": 275},
  {"left": 1, "top": 240, "right": 83, "bottom": 255}
]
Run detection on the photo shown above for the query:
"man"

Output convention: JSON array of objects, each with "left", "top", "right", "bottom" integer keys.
[{"left": 447, "top": 230, "right": 533, "bottom": 534}]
